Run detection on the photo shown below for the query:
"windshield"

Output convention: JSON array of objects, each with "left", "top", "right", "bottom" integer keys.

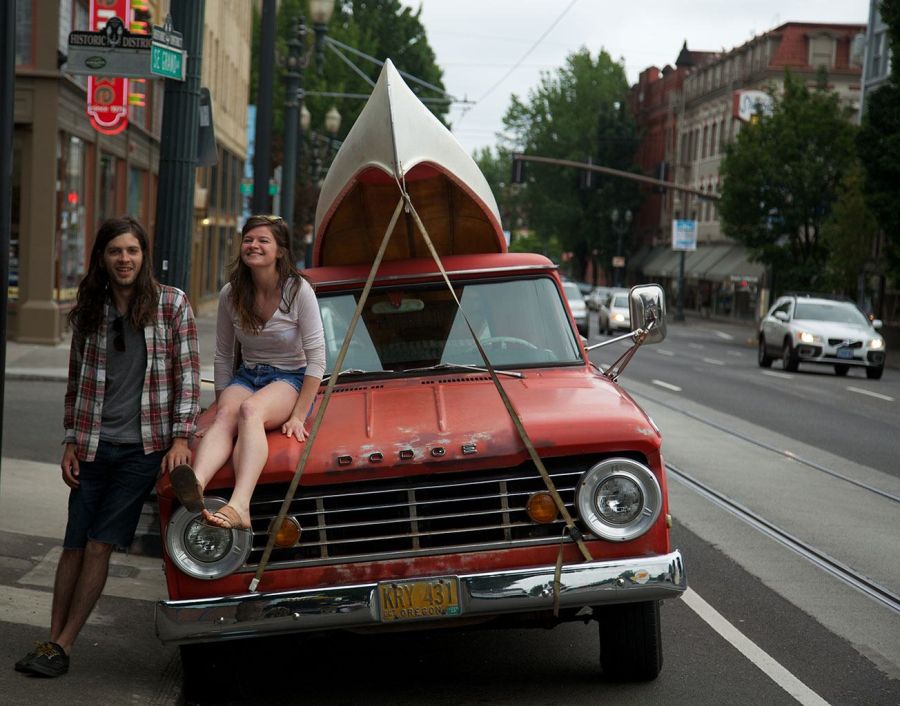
[
  {"left": 794, "top": 302, "right": 869, "bottom": 326},
  {"left": 318, "top": 278, "right": 583, "bottom": 373},
  {"left": 612, "top": 294, "right": 629, "bottom": 308}
]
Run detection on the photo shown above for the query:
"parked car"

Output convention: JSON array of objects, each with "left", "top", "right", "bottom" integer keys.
[
  {"left": 156, "top": 62, "right": 685, "bottom": 698},
  {"left": 599, "top": 290, "right": 632, "bottom": 335},
  {"left": 587, "top": 286, "right": 614, "bottom": 311},
  {"left": 563, "top": 281, "right": 589, "bottom": 336},
  {"left": 758, "top": 294, "right": 886, "bottom": 379}
]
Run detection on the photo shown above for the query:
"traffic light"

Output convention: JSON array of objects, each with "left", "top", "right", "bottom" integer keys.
[{"left": 511, "top": 154, "right": 526, "bottom": 184}]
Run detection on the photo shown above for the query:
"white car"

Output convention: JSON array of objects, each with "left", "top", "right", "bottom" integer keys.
[
  {"left": 562, "top": 281, "right": 588, "bottom": 336},
  {"left": 599, "top": 291, "right": 632, "bottom": 335},
  {"left": 758, "top": 295, "right": 886, "bottom": 379}
]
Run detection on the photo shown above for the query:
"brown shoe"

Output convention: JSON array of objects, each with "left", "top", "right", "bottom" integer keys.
[{"left": 170, "top": 464, "right": 205, "bottom": 512}]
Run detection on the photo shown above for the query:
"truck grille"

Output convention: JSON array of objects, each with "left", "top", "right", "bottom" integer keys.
[{"left": 241, "top": 460, "right": 597, "bottom": 570}]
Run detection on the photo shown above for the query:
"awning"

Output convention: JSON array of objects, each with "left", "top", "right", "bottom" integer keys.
[
  {"left": 640, "top": 248, "right": 682, "bottom": 277},
  {"left": 702, "top": 246, "right": 764, "bottom": 281}
]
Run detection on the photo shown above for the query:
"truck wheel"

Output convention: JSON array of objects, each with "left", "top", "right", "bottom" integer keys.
[
  {"left": 833, "top": 364, "right": 849, "bottom": 376},
  {"left": 757, "top": 336, "right": 773, "bottom": 367},
  {"left": 597, "top": 600, "right": 663, "bottom": 681},
  {"left": 782, "top": 340, "right": 799, "bottom": 372}
]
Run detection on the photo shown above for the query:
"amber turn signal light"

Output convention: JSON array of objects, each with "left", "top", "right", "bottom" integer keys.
[
  {"left": 267, "top": 516, "right": 302, "bottom": 547},
  {"left": 526, "top": 491, "right": 558, "bottom": 524}
]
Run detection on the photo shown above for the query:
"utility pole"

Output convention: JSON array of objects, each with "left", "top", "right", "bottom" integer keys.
[
  {"left": 153, "top": 1, "right": 205, "bottom": 292},
  {"left": 280, "top": 17, "right": 307, "bottom": 256},
  {"left": 0, "top": 0, "right": 15, "bottom": 480},
  {"left": 252, "top": 0, "right": 277, "bottom": 214}
]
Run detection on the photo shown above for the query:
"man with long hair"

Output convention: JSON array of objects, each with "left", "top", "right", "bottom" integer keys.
[{"left": 14, "top": 216, "right": 200, "bottom": 677}]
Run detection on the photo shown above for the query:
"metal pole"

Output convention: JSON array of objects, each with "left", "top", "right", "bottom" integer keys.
[
  {"left": 280, "top": 17, "right": 306, "bottom": 254},
  {"left": 614, "top": 224, "right": 623, "bottom": 287},
  {"left": 0, "top": 0, "right": 16, "bottom": 479},
  {"left": 675, "top": 250, "right": 686, "bottom": 321},
  {"left": 306, "top": 134, "right": 321, "bottom": 267},
  {"left": 252, "top": 0, "right": 277, "bottom": 214},
  {"left": 154, "top": 0, "right": 205, "bottom": 292}
]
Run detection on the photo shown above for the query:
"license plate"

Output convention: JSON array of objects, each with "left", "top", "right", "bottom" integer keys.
[
  {"left": 837, "top": 347, "right": 854, "bottom": 359},
  {"left": 378, "top": 577, "right": 460, "bottom": 622}
]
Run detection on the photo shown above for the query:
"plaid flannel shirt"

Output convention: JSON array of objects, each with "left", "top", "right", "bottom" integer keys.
[{"left": 64, "top": 285, "right": 200, "bottom": 462}]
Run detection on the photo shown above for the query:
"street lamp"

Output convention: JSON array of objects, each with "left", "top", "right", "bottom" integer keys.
[
  {"left": 610, "top": 208, "right": 632, "bottom": 288},
  {"left": 309, "top": 0, "right": 336, "bottom": 73},
  {"left": 280, "top": 16, "right": 307, "bottom": 255}
]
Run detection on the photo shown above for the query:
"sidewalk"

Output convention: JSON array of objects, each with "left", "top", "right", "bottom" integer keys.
[{"left": 4, "top": 300, "right": 219, "bottom": 383}]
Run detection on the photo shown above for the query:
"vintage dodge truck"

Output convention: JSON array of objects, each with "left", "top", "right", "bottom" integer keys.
[{"left": 155, "top": 61, "right": 686, "bottom": 689}]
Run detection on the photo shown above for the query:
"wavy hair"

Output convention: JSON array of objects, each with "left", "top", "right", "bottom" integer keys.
[
  {"left": 229, "top": 215, "right": 308, "bottom": 333},
  {"left": 68, "top": 216, "right": 159, "bottom": 335}
]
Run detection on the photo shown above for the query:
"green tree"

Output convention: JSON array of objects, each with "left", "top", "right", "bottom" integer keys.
[
  {"left": 820, "top": 163, "right": 879, "bottom": 294},
  {"left": 719, "top": 72, "right": 857, "bottom": 291},
  {"left": 857, "top": 0, "right": 900, "bottom": 285},
  {"left": 492, "top": 48, "right": 640, "bottom": 281}
]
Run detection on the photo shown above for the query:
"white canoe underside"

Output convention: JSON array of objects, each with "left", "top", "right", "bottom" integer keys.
[{"left": 313, "top": 60, "right": 506, "bottom": 267}]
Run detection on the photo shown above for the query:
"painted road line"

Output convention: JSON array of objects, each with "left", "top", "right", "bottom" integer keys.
[
  {"left": 656, "top": 349, "right": 675, "bottom": 356},
  {"left": 652, "top": 379, "right": 682, "bottom": 392},
  {"left": 688, "top": 343, "right": 704, "bottom": 349},
  {"left": 703, "top": 358, "right": 725, "bottom": 366},
  {"left": 713, "top": 330, "right": 734, "bottom": 340},
  {"left": 0, "top": 585, "right": 113, "bottom": 629},
  {"left": 727, "top": 350, "right": 743, "bottom": 357},
  {"left": 762, "top": 370, "right": 794, "bottom": 380},
  {"left": 846, "top": 386, "right": 894, "bottom": 402},
  {"left": 682, "top": 588, "right": 830, "bottom": 706}
]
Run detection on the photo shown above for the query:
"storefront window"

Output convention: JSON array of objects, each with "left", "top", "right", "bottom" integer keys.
[
  {"left": 57, "top": 134, "right": 87, "bottom": 302},
  {"left": 15, "top": 1, "right": 33, "bottom": 65},
  {"left": 128, "top": 166, "right": 146, "bottom": 221},
  {"left": 10, "top": 135, "right": 22, "bottom": 299}
]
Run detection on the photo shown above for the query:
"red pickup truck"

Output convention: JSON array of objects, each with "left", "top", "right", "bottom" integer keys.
[{"left": 155, "top": 61, "right": 685, "bottom": 691}]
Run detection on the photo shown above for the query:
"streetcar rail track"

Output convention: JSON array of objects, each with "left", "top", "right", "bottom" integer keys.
[
  {"left": 628, "top": 389, "right": 900, "bottom": 505},
  {"left": 667, "top": 462, "right": 900, "bottom": 616}
]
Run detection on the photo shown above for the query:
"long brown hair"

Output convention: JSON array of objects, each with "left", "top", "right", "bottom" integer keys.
[
  {"left": 229, "top": 215, "right": 308, "bottom": 333},
  {"left": 68, "top": 216, "right": 160, "bottom": 335}
]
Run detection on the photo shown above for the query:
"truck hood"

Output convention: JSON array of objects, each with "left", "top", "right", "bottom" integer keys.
[{"left": 180, "top": 367, "right": 661, "bottom": 492}]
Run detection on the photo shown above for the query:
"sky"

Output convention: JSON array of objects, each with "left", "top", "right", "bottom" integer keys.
[{"left": 401, "top": 0, "right": 872, "bottom": 155}]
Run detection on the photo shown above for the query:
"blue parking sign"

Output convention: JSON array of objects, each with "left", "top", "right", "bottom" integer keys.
[{"left": 672, "top": 219, "right": 697, "bottom": 251}]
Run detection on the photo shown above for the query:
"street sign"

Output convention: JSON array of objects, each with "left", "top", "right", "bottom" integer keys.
[
  {"left": 240, "top": 179, "right": 253, "bottom": 196},
  {"left": 671, "top": 219, "right": 698, "bottom": 251},
  {"left": 612, "top": 256, "right": 626, "bottom": 268},
  {"left": 150, "top": 16, "right": 185, "bottom": 81},
  {"left": 68, "top": 16, "right": 152, "bottom": 78}
]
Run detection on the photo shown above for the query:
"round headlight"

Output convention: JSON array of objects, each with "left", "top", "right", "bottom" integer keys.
[
  {"left": 576, "top": 459, "right": 662, "bottom": 541},
  {"left": 165, "top": 496, "right": 253, "bottom": 580}
]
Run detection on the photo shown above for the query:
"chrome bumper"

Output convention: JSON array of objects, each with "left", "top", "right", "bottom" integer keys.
[{"left": 156, "top": 551, "right": 685, "bottom": 645}]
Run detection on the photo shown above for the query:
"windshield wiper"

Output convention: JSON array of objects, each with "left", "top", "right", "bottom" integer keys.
[
  {"left": 402, "top": 362, "right": 524, "bottom": 379},
  {"left": 321, "top": 368, "right": 394, "bottom": 383}
]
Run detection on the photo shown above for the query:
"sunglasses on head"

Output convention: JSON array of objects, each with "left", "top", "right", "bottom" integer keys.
[
  {"left": 257, "top": 215, "right": 284, "bottom": 223},
  {"left": 112, "top": 316, "right": 125, "bottom": 353}
]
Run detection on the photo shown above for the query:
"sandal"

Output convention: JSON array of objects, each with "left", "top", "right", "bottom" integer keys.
[
  {"left": 204, "top": 504, "right": 251, "bottom": 531},
  {"left": 170, "top": 464, "right": 205, "bottom": 512}
]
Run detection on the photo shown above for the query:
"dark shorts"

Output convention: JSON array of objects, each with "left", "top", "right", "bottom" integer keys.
[
  {"left": 228, "top": 363, "right": 306, "bottom": 393},
  {"left": 63, "top": 441, "right": 165, "bottom": 550}
]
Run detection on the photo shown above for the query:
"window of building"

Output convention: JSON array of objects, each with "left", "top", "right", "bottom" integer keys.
[
  {"left": 57, "top": 134, "right": 87, "bottom": 302},
  {"left": 128, "top": 166, "right": 146, "bottom": 222},
  {"left": 15, "top": 1, "right": 33, "bottom": 65},
  {"left": 98, "top": 153, "right": 118, "bottom": 225},
  {"left": 870, "top": 31, "right": 885, "bottom": 78},
  {"left": 719, "top": 119, "right": 726, "bottom": 152},
  {"left": 701, "top": 125, "right": 708, "bottom": 159},
  {"left": 10, "top": 135, "right": 23, "bottom": 299},
  {"left": 809, "top": 34, "right": 835, "bottom": 70},
  {"left": 710, "top": 123, "right": 717, "bottom": 157}
]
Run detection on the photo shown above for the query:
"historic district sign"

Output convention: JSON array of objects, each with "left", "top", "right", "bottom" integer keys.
[{"left": 68, "top": 3, "right": 186, "bottom": 134}]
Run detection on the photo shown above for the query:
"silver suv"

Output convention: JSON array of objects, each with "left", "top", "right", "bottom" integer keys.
[{"left": 758, "top": 294, "right": 886, "bottom": 379}]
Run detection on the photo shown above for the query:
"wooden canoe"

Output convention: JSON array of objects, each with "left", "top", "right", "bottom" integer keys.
[{"left": 313, "top": 59, "right": 506, "bottom": 267}]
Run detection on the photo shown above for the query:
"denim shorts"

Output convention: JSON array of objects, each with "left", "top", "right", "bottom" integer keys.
[
  {"left": 228, "top": 363, "right": 306, "bottom": 393},
  {"left": 63, "top": 441, "right": 165, "bottom": 550}
]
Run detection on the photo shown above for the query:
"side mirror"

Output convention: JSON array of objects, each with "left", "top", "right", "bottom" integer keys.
[
  {"left": 629, "top": 285, "right": 666, "bottom": 344},
  {"left": 872, "top": 319, "right": 883, "bottom": 330},
  {"left": 774, "top": 311, "right": 789, "bottom": 322}
]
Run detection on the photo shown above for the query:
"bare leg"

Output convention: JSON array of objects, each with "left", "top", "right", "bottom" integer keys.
[
  {"left": 52, "top": 540, "right": 115, "bottom": 655},
  {"left": 49, "top": 548, "right": 84, "bottom": 643},
  {"left": 190, "top": 385, "right": 253, "bottom": 488},
  {"left": 204, "top": 382, "right": 297, "bottom": 528}
]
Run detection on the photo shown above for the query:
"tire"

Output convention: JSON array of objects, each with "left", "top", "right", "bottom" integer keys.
[
  {"left": 597, "top": 600, "right": 663, "bottom": 681},
  {"left": 866, "top": 365, "right": 884, "bottom": 380},
  {"left": 782, "top": 340, "right": 799, "bottom": 372},
  {"left": 833, "top": 364, "right": 849, "bottom": 376},
  {"left": 757, "top": 336, "right": 773, "bottom": 368}
]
